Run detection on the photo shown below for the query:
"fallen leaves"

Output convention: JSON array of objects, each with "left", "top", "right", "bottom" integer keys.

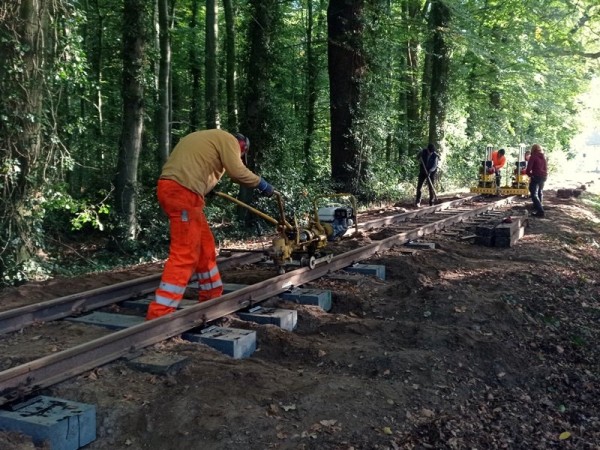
[{"left": 559, "top": 431, "right": 571, "bottom": 440}]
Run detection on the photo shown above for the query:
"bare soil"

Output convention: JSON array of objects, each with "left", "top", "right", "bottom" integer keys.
[{"left": 1, "top": 182, "right": 599, "bottom": 450}]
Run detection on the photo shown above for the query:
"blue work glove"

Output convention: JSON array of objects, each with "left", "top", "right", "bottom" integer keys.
[{"left": 257, "top": 177, "right": 275, "bottom": 197}]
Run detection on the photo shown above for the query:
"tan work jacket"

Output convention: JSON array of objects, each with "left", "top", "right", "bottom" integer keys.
[{"left": 160, "top": 129, "right": 261, "bottom": 196}]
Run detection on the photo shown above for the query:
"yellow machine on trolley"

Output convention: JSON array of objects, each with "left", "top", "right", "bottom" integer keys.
[
  {"left": 216, "top": 191, "right": 357, "bottom": 274},
  {"left": 470, "top": 143, "right": 529, "bottom": 196},
  {"left": 470, "top": 144, "right": 498, "bottom": 195},
  {"left": 502, "top": 143, "right": 530, "bottom": 196}
]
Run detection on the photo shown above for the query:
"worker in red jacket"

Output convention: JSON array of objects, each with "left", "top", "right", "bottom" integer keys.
[
  {"left": 491, "top": 148, "right": 506, "bottom": 187},
  {"left": 525, "top": 143, "right": 548, "bottom": 218},
  {"left": 146, "top": 129, "right": 275, "bottom": 320}
]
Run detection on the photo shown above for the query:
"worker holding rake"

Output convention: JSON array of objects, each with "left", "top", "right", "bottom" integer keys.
[{"left": 415, "top": 143, "right": 439, "bottom": 207}]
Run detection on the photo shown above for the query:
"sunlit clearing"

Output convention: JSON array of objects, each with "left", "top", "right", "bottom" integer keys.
[{"left": 556, "top": 76, "right": 600, "bottom": 193}]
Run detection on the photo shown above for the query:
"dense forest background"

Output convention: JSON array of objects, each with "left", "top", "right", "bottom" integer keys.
[{"left": 1, "top": 0, "right": 599, "bottom": 285}]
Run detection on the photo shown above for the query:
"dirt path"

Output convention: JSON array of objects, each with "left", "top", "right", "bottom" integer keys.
[{"left": 1, "top": 183, "right": 599, "bottom": 450}]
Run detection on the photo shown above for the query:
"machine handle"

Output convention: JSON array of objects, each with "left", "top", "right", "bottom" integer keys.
[{"left": 214, "top": 191, "right": 293, "bottom": 231}]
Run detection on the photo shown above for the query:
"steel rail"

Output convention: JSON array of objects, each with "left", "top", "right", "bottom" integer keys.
[
  {"left": 0, "top": 197, "right": 514, "bottom": 406},
  {"left": 354, "top": 195, "right": 475, "bottom": 230},
  {"left": 0, "top": 197, "right": 476, "bottom": 335},
  {"left": 0, "top": 252, "right": 263, "bottom": 335}
]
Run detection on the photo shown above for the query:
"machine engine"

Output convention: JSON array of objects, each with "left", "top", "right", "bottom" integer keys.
[{"left": 317, "top": 205, "right": 356, "bottom": 240}]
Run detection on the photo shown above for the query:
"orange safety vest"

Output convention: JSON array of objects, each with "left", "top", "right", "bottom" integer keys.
[{"left": 491, "top": 151, "right": 506, "bottom": 170}]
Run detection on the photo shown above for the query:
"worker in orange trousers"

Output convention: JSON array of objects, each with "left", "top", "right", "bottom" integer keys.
[
  {"left": 146, "top": 129, "right": 275, "bottom": 320},
  {"left": 491, "top": 148, "right": 506, "bottom": 187}
]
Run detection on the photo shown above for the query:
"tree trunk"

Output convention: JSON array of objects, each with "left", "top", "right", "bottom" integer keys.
[
  {"left": 303, "top": 0, "right": 318, "bottom": 179},
  {"left": 239, "top": 0, "right": 280, "bottom": 218},
  {"left": 157, "top": 0, "right": 171, "bottom": 166},
  {"left": 91, "top": 0, "right": 105, "bottom": 172},
  {"left": 327, "top": 0, "right": 366, "bottom": 194},
  {"left": 398, "top": 0, "right": 422, "bottom": 158},
  {"left": 114, "top": 0, "right": 147, "bottom": 240},
  {"left": 420, "top": 1, "right": 433, "bottom": 126},
  {"left": 89, "top": 0, "right": 104, "bottom": 139},
  {"left": 189, "top": 0, "right": 202, "bottom": 133},
  {"left": 241, "top": 0, "right": 281, "bottom": 169},
  {"left": 0, "top": 0, "right": 48, "bottom": 277},
  {"left": 223, "top": 0, "right": 237, "bottom": 131},
  {"left": 205, "top": 0, "right": 219, "bottom": 129},
  {"left": 427, "top": 0, "right": 450, "bottom": 148}
]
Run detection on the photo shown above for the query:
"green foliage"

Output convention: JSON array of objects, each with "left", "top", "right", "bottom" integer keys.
[
  {"left": 42, "top": 184, "right": 167, "bottom": 280},
  {"left": 448, "top": 0, "right": 594, "bottom": 150},
  {"left": 43, "top": 188, "right": 110, "bottom": 233},
  {"left": 69, "top": 201, "right": 110, "bottom": 232},
  {"left": 1, "top": 0, "right": 599, "bottom": 284},
  {"left": 133, "top": 185, "right": 169, "bottom": 253}
]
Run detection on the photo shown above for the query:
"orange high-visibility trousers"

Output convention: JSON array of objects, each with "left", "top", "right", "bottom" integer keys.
[{"left": 146, "top": 179, "right": 224, "bottom": 320}]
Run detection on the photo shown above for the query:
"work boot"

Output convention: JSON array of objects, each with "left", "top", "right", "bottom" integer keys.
[
  {"left": 415, "top": 201, "right": 421, "bottom": 208},
  {"left": 146, "top": 303, "right": 177, "bottom": 320}
]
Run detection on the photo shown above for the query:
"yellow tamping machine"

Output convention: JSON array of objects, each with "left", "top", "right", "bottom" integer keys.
[
  {"left": 470, "top": 144, "right": 499, "bottom": 195},
  {"left": 501, "top": 143, "right": 529, "bottom": 196},
  {"left": 470, "top": 143, "right": 530, "bottom": 196}
]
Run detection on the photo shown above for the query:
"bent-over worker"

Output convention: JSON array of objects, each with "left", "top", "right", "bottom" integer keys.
[
  {"left": 491, "top": 148, "right": 506, "bottom": 187},
  {"left": 146, "top": 129, "right": 275, "bottom": 320}
]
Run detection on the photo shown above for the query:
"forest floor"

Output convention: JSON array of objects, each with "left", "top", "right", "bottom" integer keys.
[{"left": 0, "top": 174, "right": 599, "bottom": 450}]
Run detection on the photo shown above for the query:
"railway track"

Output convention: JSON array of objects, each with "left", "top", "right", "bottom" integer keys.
[
  {"left": 0, "top": 195, "right": 480, "bottom": 336},
  {"left": 0, "top": 195, "right": 521, "bottom": 406}
]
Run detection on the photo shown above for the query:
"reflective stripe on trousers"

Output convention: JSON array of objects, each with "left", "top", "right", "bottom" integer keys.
[
  {"left": 146, "top": 180, "right": 224, "bottom": 320},
  {"left": 192, "top": 266, "right": 224, "bottom": 300}
]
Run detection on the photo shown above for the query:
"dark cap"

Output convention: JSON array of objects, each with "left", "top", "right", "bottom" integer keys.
[{"left": 427, "top": 143, "right": 436, "bottom": 152}]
